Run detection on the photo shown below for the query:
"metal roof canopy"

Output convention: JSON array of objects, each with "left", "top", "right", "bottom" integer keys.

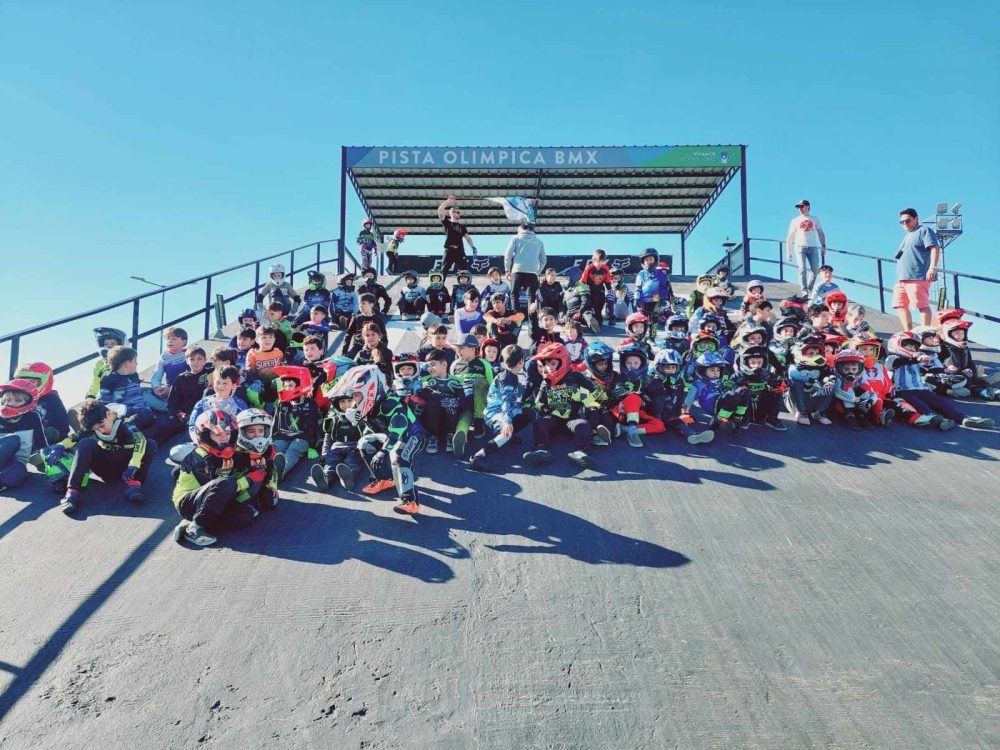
[{"left": 338, "top": 145, "right": 750, "bottom": 275}]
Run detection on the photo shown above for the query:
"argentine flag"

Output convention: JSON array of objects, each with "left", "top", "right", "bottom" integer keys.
[{"left": 485, "top": 196, "right": 536, "bottom": 224}]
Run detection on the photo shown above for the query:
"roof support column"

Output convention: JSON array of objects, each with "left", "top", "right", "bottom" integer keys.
[
  {"left": 680, "top": 233, "right": 686, "bottom": 276},
  {"left": 740, "top": 145, "right": 750, "bottom": 276},
  {"left": 338, "top": 146, "right": 347, "bottom": 274}
]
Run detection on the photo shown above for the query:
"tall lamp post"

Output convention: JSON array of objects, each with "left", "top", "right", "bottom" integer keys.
[
  {"left": 130, "top": 276, "right": 167, "bottom": 353},
  {"left": 924, "top": 203, "right": 963, "bottom": 309}
]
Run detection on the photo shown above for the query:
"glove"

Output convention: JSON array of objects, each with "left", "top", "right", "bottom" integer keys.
[
  {"left": 248, "top": 380, "right": 264, "bottom": 394},
  {"left": 371, "top": 450, "right": 389, "bottom": 475},
  {"left": 247, "top": 467, "right": 267, "bottom": 484},
  {"left": 121, "top": 466, "right": 139, "bottom": 482},
  {"left": 44, "top": 444, "right": 66, "bottom": 461},
  {"left": 307, "top": 448, "right": 319, "bottom": 460},
  {"left": 680, "top": 414, "right": 695, "bottom": 425}
]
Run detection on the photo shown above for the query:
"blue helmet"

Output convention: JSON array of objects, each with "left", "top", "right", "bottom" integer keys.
[
  {"left": 618, "top": 343, "right": 649, "bottom": 380},
  {"left": 653, "top": 348, "right": 684, "bottom": 376},
  {"left": 666, "top": 313, "right": 689, "bottom": 331},
  {"left": 699, "top": 312, "right": 727, "bottom": 333},
  {"left": 583, "top": 341, "right": 615, "bottom": 382},
  {"left": 639, "top": 247, "right": 658, "bottom": 263},
  {"left": 695, "top": 351, "right": 729, "bottom": 379}
]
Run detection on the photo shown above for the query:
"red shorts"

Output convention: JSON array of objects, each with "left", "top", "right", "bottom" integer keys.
[{"left": 892, "top": 280, "right": 930, "bottom": 310}]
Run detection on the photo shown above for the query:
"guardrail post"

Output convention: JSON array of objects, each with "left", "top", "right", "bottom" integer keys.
[
  {"left": 204, "top": 277, "right": 212, "bottom": 340},
  {"left": 316, "top": 242, "right": 321, "bottom": 271},
  {"left": 953, "top": 274, "right": 961, "bottom": 309},
  {"left": 876, "top": 259, "right": 886, "bottom": 313},
  {"left": 254, "top": 261, "right": 261, "bottom": 297},
  {"left": 131, "top": 299, "right": 141, "bottom": 353},
  {"left": 777, "top": 242, "right": 783, "bottom": 281},
  {"left": 8, "top": 336, "right": 19, "bottom": 380},
  {"left": 290, "top": 249, "right": 296, "bottom": 286}
]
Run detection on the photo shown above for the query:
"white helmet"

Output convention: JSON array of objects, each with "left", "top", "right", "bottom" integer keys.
[
  {"left": 268, "top": 262, "right": 286, "bottom": 278},
  {"left": 236, "top": 408, "right": 273, "bottom": 454}
]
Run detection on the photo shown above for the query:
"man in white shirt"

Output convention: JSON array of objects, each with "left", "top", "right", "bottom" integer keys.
[{"left": 786, "top": 200, "right": 827, "bottom": 295}]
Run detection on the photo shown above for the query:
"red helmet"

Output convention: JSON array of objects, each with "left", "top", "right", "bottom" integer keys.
[
  {"left": 363, "top": 218, "right": 373, "bottom": 227},
  {"left": 194, "top": 409, "right": 238, "bottom": 458},
  {"left": 531, "top": 342, "right": 571, "bottom": 385},
  {"left": 479, "top": 337, "right": 502, "bottom": 359},
  {"left": 824, "top": 333, "right": 847, "bottom": 349},
  {"left": 0, "top": 379, "right": 39, "bottom": 420},
  {"left": 934, "top": 308, "right": 965, "bottom": 327},
  {"left": 887, "top": 331, "right": 921, "bottom": 358},
  {"left": 850, "top": 334, "right": 883, "bottom": 367},
  {"left": 14, "top": 362, "right": 54, "bottom": 398},
  {"left": 273, "top": 365, "right": 314, "bottom": 403},
  {"left": 624, "top": 312, "right": 650, "bottom": 338},
  {"left": 393, "top": 229, "right": 408, "bottom": 239},
  {"left": 940, "top": 319, "right": 972, "bottom": 348},
  {"left": 825, "top": 290, "right": 848, "bottom": 306}
]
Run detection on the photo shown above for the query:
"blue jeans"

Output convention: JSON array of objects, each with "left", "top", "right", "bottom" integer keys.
[
  {"left": 273, "top": 438, "right": 309, "bottom": 478},
  {"left": 796, "top": 246, "right": 821, "bottom": 293}
]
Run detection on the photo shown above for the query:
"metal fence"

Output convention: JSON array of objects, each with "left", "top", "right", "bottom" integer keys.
[{"left": 1, "top": 240, "right": 344, "bottom": 380}]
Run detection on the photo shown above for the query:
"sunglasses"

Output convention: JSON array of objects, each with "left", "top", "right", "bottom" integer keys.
[{"left": 899, "top": 217, "right": 914, "bottom": 224}]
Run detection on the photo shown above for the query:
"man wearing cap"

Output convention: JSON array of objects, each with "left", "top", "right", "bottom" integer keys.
[
  {"left": 894, "top": 207, "right": 940, "bottom": 329},
  {"left": 786, "top": 200, "right": 827, "bottom": 295}
]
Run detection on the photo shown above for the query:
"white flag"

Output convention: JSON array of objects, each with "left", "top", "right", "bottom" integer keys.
[{"left": 485, "top": 196, "right": 536, "bottom": 224}]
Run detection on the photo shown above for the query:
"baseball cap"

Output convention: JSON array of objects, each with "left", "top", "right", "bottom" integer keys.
[
  {"left": 454, "top": 333, "right": 480, "bottom": 349},
  {"left": 795, "top": 199, "right": 810, "bottom": 208}
]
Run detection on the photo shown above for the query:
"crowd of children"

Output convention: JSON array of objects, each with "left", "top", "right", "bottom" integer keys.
[{"left": 2, "top": 251, "right": 998, "bottom": 547}]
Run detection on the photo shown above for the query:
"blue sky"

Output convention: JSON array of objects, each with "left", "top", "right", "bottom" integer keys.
[{"left": 2, "top": 0, "right": 999, "bottom": 387}]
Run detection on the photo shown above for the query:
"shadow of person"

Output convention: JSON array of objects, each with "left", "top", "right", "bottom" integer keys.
[{"left": 220, "top": 497, "right": 456, "bottom": 583}]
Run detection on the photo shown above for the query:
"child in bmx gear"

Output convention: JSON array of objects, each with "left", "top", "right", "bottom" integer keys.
[
  {"left": 1, "top": 380, "right": 49, "bottom": 492},
  {"left": 651, "top": 349, "right": 714, "bottom": 445},
  {"left": 384, "top": 229, "right": 407, "bottom": 274},
  {"left": 786, "top": 338, "right": 834, "bottom": 426},
  {"left": 358, "top": 267, "right": 393, "bottom": 316},
  {"left": 830, "top": 349, "right": 877, "bottom": 431},
  {"left": 733, "top": 345, "right": 786, "bottom": 431},
  {"left": 397, "top": 271, "right": 427, "bottom": 321},
  {"left": 270, "top": 366, "right": 321, "bottom": 481},
  {"left": 611, "top": 344, "right": 666, "bottom": 448},
  {"left": 327, "top": 366, "right": 427, "bottom": 516},
  {"left": 471, "top": 345, "right": 535, "bottom": 473},
  {"left": 682, "top": 352, "right": 751, "bottom": 435},
  {"left": 357, "top": 218, "right": 378, "bottom": 270},
  {"left": 311, "top": 395, "right": 365, "bottom": 492},
  {"left": 256, "top": 262, "right": 301, "bottom": 317}
]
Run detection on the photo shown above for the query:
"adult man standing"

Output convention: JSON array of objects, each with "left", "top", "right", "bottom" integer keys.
[
  {"left": 786, "top": 200, "right": 827, "bottom": 295},
  {"left": 437, "top": 196, "right": 478, "bottom": 280},
  {"left": 893, "top": 208, "right": 940, "bottom": 329},
  {"left": 504, "top": 220, "right": 546, "bottom": 315}
]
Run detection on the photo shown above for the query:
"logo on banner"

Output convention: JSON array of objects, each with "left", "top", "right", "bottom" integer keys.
[
  {"left": 719, "top": 150, "right": 731, "bottom": 164},
  {"left": 470, "top": 257, "right": 491, "bottom": 272},
  {"left": 610, "top": 258, "right": 633, "bottom": 272}
]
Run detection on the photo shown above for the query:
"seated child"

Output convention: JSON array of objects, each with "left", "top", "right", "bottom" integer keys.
[
  {"left": 358, "top": 267, "right": 393, "bottom": 316},
  {"left": 844, "top": 303, "right": 871, "bottom": 338},
  {"left": 660, "top": 314, "right": 690, "bottom": 357},
  {"left": 535, "top": 268, "right": 565, "bottom": 322},
  {"left": 330, "top": 272, "right": 360, "bottom": 330},
  {"left": 147, "top": 327, "right": 190, "bottom": 412},
  {"left": 562, "top": 320, "right": 588, "bottom": 371},
  {"left": 455, "top": 289, "right": 485, "bottom": 334},
  {"left": 450, "top": 269, "right": 478, "bottom": 314},
  {"left": 291, "top": 305, "right": 331, "bottom": 359},
  {"left": 714, "top": 266, "right": 736, "bottom": 297},
  {"left": 810, "top": 265, "right": 840, "bottom": 305},
  {"left": 580, "top": 248, "right": 612, "bottom": 289},
  {"left": 686, "top": 274, "right": 717, "bottom": 318},
  {"left": 232, "top": 328, "right": 257, "bottom": 369},
  {"left": 740, "top": 280, "right": 766, "bottom": 319},
  {"left": 261, "top": 301, "right": 294, "bottom": 354},
  {"left": 530, "top": 307, "right": 563, "bottom": 354},
  {"left": 471, "top": 345, "right": 535, "bottom": 473},
  {"left": 99, "top": 346, "right": 154, "bottom": 428},
  {"left": 417, "top": 324, "right": 457, "bottom": 370},
  {"left": 171, "top": 410, "right": 258, "bottom": 547},
  {"left": 419, "top": 349, "right": 465, "bottom": 455},
  {"left": 825, "top": 291, "right": 849, "bottom": 335},
  {"left": 940, "top": 318, "right": 1000, "bottom": 401},
  {"left": 13, "top": 362, "right": 69, "bottom": 442},
  {"left": 682, "top": 352, "right": 751, "bottom": 435},
  {"left": 397, "top": 271, "right": 427, "bottom": 321},
  {"left": 232, "top": 408, "right": 279, "bottom": 513},
  {"left": 745, "top": 299, "right": 775, "bottom": 341},
  {"left": 88, "top": 327, "right": 127, "bottom": 400},
  {"left": 563, "top": 282, "right": 601, "bottom": 335},
  {"left": 786, "top": 338, "right": 834, "bottom": 425},
  {"left": 523, "top": 342, "right": 595, "bottom": 469},
  {"left": 229, "top": 309, "right": 259, "bottom": 349},
  {"left": 256, "top": 262, "right": 300, "bottom": 316},
  {"left": 605, "top": 268, "right": 633, "bottom": 326},
  {"left": 245, "top": 325, "right": 285, "bottom": 387},
  {"left": 425, "top": 271, "right": 452, "bottom": 321},
  {"left": 480, "top": 338, "right": 504, "bottom": 374},
  {"left": 161, "top": 346, "right": 214, "bottom": 441},
  {"left": 353, "top": 323, "right": 394, "bottom": 382},
  {"left": 187, "top": 366, "right": 250, "bottom": 446},
  {"left": 612, "top": 345, "right": 666, "bottom": 448},
  {"left": 479, "top": 267, "right": 511, "bottom": 311},
  {"left": 270, "top": 366, "right": 321, "bottom": 481},
  {"left": 342, "top": 293, "right": 386, "bottom": 358},
  {"left": 733, "top": 345, "right": 785, "bottom": 430},
  {"left": 311, "top": 394, "right": 365, "bottom": 492},
  {"left": 651, "top": 349, "right": 714, "bottom": 444},
  {"left": 830, "top": 348, "right": 878, "bottom": 431},
  {"left": 579, "top": 341, "right": 618, "bottom": 447},
  {"left": 1, "top": 379, "right": 48, "bottom": 491},
  {"left": 51, "top": 399, "right": 156, "bottom": 514},
  {"left": 291, "top": 271, "right": 332, "bottom": 327},
  {"left": 450, "top": 333, "right": 495, "bottom": 453},
  {"left": 482, "top": 293, "right": 525, "bottom": 349},
  {"left": 619, "top": 312, "right": 655, "bottom": 360}
]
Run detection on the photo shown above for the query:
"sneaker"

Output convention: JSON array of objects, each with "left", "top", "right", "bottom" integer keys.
[
  {"left": 625, "top": 427, "right": 643, "bottom": 448},
  {"left": 796, "top": 414, "right": 811, "bottom": 426},
  {"left": 60, "top": 490, "right": 80, "bottom": 516},
  {"left": 613, "top": 423, "right": 622, "bottom": 438},
  {"left": 472, "top": 419, "right": 487, "bottom": 439},
  {"left": 124, "top": 481, "right": 144, "bottom": 505},
  {"left": 523, "top": 448, "right": 553, "bottom": 466},
  {"left": 172, "top": 520, "right": 188, "bottom": 543},
  {"left": 591, "top": 433, "right": 610, "bottom": 447},
  {"left": 445, "top": 434, "right": 454, "bottom": 453},
  {"left": 812, "top": 413, "right": 832, "bottom": 426},
  {"left": 451, "top": 431, "right": 467, "bottom": 459},
  {"left": 310, "top": 464, "right": 329, "bottom": 491},
  {"left": 764, "top": 416, "right": 787, "bottom": 431},
  {"left": 962, "top": 416, "right": 995, "bottom": 430},
  {"left": 986, "top": 371, "right": 1000, "bottom": 386},
  {"left": 912, "top": 414, "right": 936, "bottom": 428},
  {"left": 426, "top": 436, "right": 439, "bottom": 454},
  {"left": 183, "top": 522, "right": 217, "bottom": 547},
  {"left": 949, "top": 387, "right": 971, "bottom": 398},
  {"left": 937, "top": 418, "right": 956, "bottom": 431},
  {"left": 687, "top": 430, "right": 715, "bottom": 445},
  {"left": 273, "top": 453, "right": 286, "bottom": 481},
  {"left": 595, "top": 425, "right": 612, "bottom": 445},
  {"left": 568, "top": 450, "right": 594, "bottom": 469},
  {"left": 362, "top": 478, "right": 395, "bottom": 495},
  {"left": 336, "top": 463, "right": 356, "bottom": 491},
  {"left": 589, "top": 317, "right": 602, "bottom": 335},
  {"left": 470, "top": 452, "right": 494, "bottom": 473},
  {"left": 880, "top": 408, "right": 896, "bottom": 427},
  {"left": 401, "top": 314, "right": 411, "bottom": 322},
  {"left": 393, "top": 499, "right": 420, "bottom": 515},
  {"left": 845, "top": 414, "right": 862, "bottom": 432}
]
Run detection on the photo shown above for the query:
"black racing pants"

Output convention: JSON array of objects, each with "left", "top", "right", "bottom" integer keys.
[
  {"left": 68, "top": 437, "right": 157, "bottom": 491},
  {"left": 532, "top": 415, "right": 590, "bottom": 451},
  {"left": 440, "top": 247, "right": 468, "bottom": 281},
  {"left": 176, "top": 476, "right": 261, "bottom": 532}
]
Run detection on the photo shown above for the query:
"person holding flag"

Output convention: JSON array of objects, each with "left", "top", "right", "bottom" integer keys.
[{"left": 437, "top": 196, "right": 478, "bottom": 280}]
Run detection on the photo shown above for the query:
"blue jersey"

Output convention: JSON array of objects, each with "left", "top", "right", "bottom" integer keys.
[{"left": 483, "top": 369, "right": 529, "bottom": 429}]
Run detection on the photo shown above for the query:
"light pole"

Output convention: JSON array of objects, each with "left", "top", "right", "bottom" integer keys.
[{"left": 130, "top": 276, "right": 167, "bottom": 353}]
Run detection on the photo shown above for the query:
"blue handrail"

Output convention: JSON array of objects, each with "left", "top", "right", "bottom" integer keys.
[{"left": 1, "top": 240, "right": 342, "bottom": 380}]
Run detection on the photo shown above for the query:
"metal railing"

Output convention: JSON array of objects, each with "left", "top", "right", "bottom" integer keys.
[
  {"left": 745, "top": 239, "right": 1000, "bottom": 325},
  {"left": 1, "top": 240, "right": 342, "bottom": 380}
]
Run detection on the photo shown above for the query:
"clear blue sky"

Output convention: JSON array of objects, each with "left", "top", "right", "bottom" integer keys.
[{"left": 2, "top": 0, "right": 999, "bottom": 373}]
